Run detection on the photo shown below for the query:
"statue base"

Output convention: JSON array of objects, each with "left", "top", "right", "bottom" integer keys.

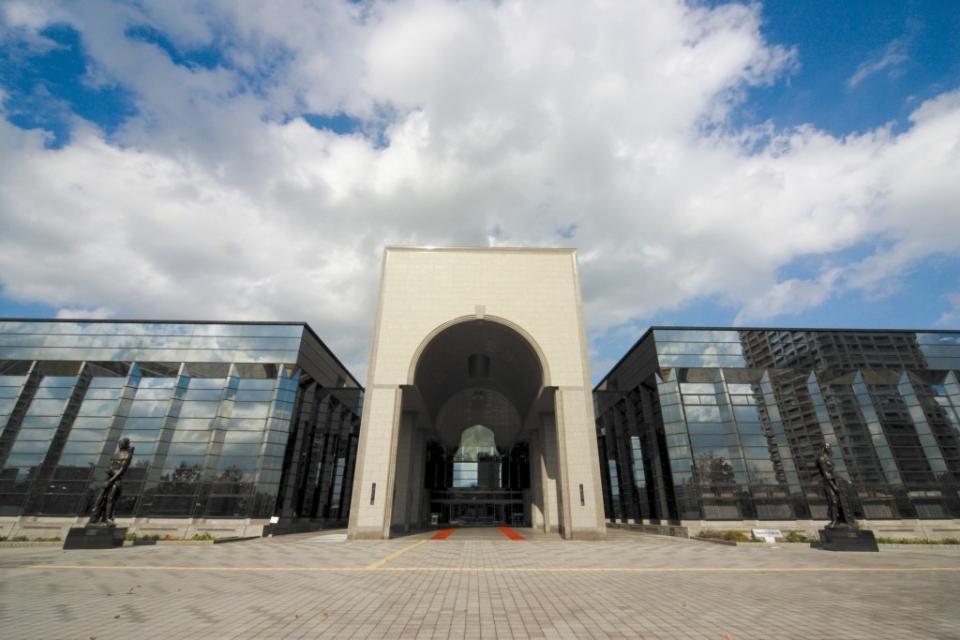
[
  {"left": 812, "top": 525, "right": 879, "bottom": 552},
  {"left": 63, "top": 525, "right": 127, "bottom": 550}
]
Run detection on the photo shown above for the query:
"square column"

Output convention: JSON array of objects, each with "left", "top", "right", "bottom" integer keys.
[
  {"left": 554, "top": 387, "right": 607, "bottom": 539},
  {"left": 347, "top": 386, "right": 403, "bottom": 539}
]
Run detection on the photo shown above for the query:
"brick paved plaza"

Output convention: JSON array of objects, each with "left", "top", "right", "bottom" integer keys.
[{"left": 1, "top": 528, "right": 958, "bottom": 640}]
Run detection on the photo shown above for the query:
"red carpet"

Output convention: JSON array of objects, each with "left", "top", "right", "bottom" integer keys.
[
  {"left": 498, "top": 526, "right": 525, "bottom": 540},
  {"left": 431, "top": 528, "right": 455, "bottom": 540}
]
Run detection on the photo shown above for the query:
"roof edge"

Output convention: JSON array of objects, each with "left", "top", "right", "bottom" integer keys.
[
  {"left": 0, "top": 317, "right": 363, "bottom": 390},
  {"left": 593, "top": 324, "right": 960, "bottom": 392},
  {"left": 384, "top": 245, "right": 575, "bottom": 254}
]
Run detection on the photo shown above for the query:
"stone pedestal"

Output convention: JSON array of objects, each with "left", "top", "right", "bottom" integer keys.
[
  {"left": 813, "top": 526, "right": 879, "bottom": 552},
  {"left": 63, "top": 525, "right": 127, "bottom": 550}
]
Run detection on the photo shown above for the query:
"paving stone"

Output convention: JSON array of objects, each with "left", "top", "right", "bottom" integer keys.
[{"left": 0, "top": 528, "right": 958, "bottom": 638}]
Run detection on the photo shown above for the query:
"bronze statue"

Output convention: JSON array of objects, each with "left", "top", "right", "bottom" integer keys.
[
  {"left": 815, "top": 443, "right": 852, "bottom": 527},
  {"left": 88, "top": 437, "right": 134, "bottom": 525}
]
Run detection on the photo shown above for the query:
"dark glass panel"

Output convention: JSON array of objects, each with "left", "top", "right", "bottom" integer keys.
[
  {"left": 168, "top": 418, "right": 213, "bottom": 431},
  {"left": 144, "top": 495, "right": 195, "bottom": 515},
  {"left": 217, "top": 456, "right": 259, "bottom": 471},
  {"left": 20, "top": 416, "right": 60, "bottom": 428},
  {"left": 128, "top": 400, "right": 168, "bottom": 418},
  {"left": 226, "top": 419, "right": 267, "bottom": 432},
  {"left": 160, "top": 458, "right": 205, "bottom": 477},
  {"left": 654, "top": 330, "right": 741, "bottom": 342},
  {"left": 659, "top": 354, "right": 748, "bottom": 367},
  {"left": 204, "top": 495, "right": 251, "bottom": 517},
  {"left": 182, "top": 388, "right": 223, "bottom": 401},
  {"left": 232, "top": 402, "right": 270, "bottom": 419},
  {"left": 61, "top": 441, "right": 103, "bottom": 455},
  {"left": 9, "top": 440, "right": 52, "bottom": 454},
  {"left": 690, "top": 434, "right": 741, "bottom": 448},
  {"left": 233, "top": 389, "right": 274, "bottom": 402},
  {"left": 184, "top": 362, "right": 231, "bottom": 378},
  {"left": 688, "top": 422, "right": 734, "bottom": 435},
  {"left": 170, "top": 430, "right": 211, "bottom": 444},
  {"left": 223, "top": 430, "right": 262, "bottom": 444},
  {"left": 738, "top": 435, "right": 768, "bottom": 448},
  {"left": 0, "top": 493, "right": 29, "bottom": 515},
  {"left": 178, "top": 402, "right": 219, "bottom": 418},
  {"left": 657, "top": 342, "right": 744, "bottom": 356},
  {"left": 68, "top": 428, "right": 110, "bottom": 442},
  {"left": 31, "top": 387, "right": 74, "bottom": 399},
  {"left": 684, "top": 406, "right": 722, "bottom": 422},
  {"left": 166, "top": 442, "right": 208, "bottom": 456},
  {"left": 23, "top": 399, "right": 68, "bottom": 416}
]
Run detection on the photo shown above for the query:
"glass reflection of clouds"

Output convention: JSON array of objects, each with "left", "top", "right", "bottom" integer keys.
[
  {"left": 0, "top": 321, "right": 303, "bottom": 363},
  {"left": 0, "top": 320, "right": 360, "bottom": 521},
  {"left": 600, "top": 327, "right": 960, "bottom": 523}
]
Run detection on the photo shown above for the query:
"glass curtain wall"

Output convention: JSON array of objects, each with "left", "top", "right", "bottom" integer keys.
[
  {"left": 595, "top": 328, "right": 960, "bottom": 523},
  {"left": 0, "top": 321, "right": 361, "bottom": 522}
]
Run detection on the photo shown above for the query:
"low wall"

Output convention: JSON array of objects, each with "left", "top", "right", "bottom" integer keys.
[
  {"left": 607, "top": 521, "right": 689, "bottom": 537},
  {"left": 0, "top": 516, "right": 269, "bottom": 540},
  {"left": 678, "top": 518, "right": 960, "bottom": 540}
]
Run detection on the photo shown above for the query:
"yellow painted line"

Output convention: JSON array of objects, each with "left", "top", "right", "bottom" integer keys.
[
  {"left": 10, "top": 564, "right": 960, "bottom": 574},
  {"left": 365, "top": 539, "right": 430, "bottom": 570},
  {"left": 383, "top": 566, "right": 960, "bottom": 574},
  {"left": 18, "top": 564, "right": 366, "bottom": 573}
]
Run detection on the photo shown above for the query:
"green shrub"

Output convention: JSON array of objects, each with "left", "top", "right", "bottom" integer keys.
[
  {"left": 782, "top": 531, "right": 810, "bottom": 543},
  {"left": 11, "top": 535, "right": 29, "bottom": 542},
  {"left": 32, "top": 536, "right": 62, "bottom": 542},
  {"left": 877, "top": 536, "right": 960, "bottom": 545},
  {"left": 126, "top": 532, "right": 162, "bottom": 541},
  {"left": 190, "top": 532, "right": 214, "bottom": 541},
  {"left": 697, "top": 529, "right": 751, "bottom": 542}
]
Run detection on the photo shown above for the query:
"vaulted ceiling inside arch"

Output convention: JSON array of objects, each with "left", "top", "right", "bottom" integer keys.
[{"left": 412, "top": 320, "right": 543, "bottom": 441}]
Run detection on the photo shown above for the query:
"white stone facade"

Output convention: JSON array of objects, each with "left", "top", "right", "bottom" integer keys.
[{"left": 347, "top": 247, "right": 607, "bottom": 540}]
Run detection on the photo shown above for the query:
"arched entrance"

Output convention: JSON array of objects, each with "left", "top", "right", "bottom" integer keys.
[
  {"left": 390, "top": 319, "right": 553, "bottom": 532},
  {"left": 347, "top": 246, "right": 606, "bottom": 541}
]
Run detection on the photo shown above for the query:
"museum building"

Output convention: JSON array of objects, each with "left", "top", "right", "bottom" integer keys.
[
  {"left": 595, "top": 327, "right": 960, "bottom": 535},
  {"left": 1, "top": 247, "right": 959, "bottom": 541},
  {"left": 0, "top": 320, "right": 362, "bottom": 539}
]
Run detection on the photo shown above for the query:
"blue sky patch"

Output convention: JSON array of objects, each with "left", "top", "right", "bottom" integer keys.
[
  {"left": 0, "top": 24, "right": 137, "bottom": 147},
  {"left": 737, "top": 0, "right": 960, "bottom": 137},
  {"left": 124, "top": 24, "right": 225, "bottom": 71},
  {"left": 303, "top": 112, "right": 365, "bottom": 135}
]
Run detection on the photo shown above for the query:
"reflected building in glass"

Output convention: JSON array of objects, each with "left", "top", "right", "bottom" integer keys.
[
  {"left": 594, "top": 328, "right": 960, "bottom": 530},
  {"left": 0, "top": 320, "right": 361, "bottom": 537}
]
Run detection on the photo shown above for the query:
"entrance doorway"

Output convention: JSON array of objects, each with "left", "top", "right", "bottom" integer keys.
[
  {"left": 424, "top": 433, "right": 529, "bottom": 527},
  {"left": 390, "top": 319, "right": 544, "bottom": 533}
]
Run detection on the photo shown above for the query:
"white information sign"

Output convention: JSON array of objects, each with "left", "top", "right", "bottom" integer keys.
[{"left": 752, "top": 528, "right": 783, "bottom": 543}]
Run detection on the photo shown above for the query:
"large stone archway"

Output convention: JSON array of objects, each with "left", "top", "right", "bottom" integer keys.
[{"left": 347, "top": 247, "right": 606, "bottom": 540}]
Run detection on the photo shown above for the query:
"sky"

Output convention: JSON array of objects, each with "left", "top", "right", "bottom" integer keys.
[{"left": 0, "top": 0, "right": 958, "bottom": 383}]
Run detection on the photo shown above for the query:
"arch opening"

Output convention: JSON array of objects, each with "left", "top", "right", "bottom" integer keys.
[{"left": 392, "top": 319, "right": 548, "bottom": 530}]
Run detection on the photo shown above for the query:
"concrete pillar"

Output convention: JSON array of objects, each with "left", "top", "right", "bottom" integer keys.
[
  {"left": 407, "top": 428, "right": 428, "bottom": 530},
  {"left": 528, "top": 430, "right": 545, "bottom": 531},
  {"left": 539, "top": 416, "right": 560, "bottom": 533},
  {"left": 347, "top": 386, "right": 403, "bottom": 539},
  {"left": 391, "top": 412, "right": 416, "bottom": 531},
  {"left": 554, "top": 387, "right": 607, "bottom": 540},
  {"left": 611, "top": 403, "right": 638, "bottom": 523}
]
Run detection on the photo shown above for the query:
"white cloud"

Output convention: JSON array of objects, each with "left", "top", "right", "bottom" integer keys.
[
  {"left": 939, "top": 293, "right": 960, "bottom": 327},
  {"left": 55, "top": 306, "right": 113, "bottom": 319},
  {"left": 847, "top": 37, "right": 909, "bottom": 89},
  {"left": 0, "top": 0, "right": 958, "bottom": 382},
  {"left": 734, "top": 269, "right": 841, "bottom": 324}
]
